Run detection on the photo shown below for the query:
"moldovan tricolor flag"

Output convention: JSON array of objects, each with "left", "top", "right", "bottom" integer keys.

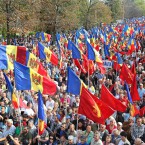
[
  {"left": 38, "top": 91, "right": 45, "bottom": 135},
  {"left": 38, "top": 42, "right": 58, "bottom": 66},
  {"left": 14, "top": 61, "right": 57, "bottom": 95}
]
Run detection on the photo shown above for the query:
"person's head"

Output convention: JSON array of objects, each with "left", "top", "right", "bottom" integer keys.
[
  {"left": 94, "top": 132, "right": 100, "bottom": 141},
  {"left": 75, "top": 96, "right": 80, "bottom": 103},
  {"left": 49, "top": 134, "right": 54, "bottom": 143},
  {"left": 120, "top": 131, "right": 127, "bottom": 142},
  {"left": 2, "top": 92, "right": 6, "bottom": 98},
  {"left": 27, "top": 102, "right": 32, "bottom": 108},
  {"left": 113, "top": 129, "right": 119, "bottom": 137},
  {"left": 28, "top": 119, "right": 34, "bottom": 128},
  {"left": 128, "top": 116, "right": 134, "bottom": 123},
  {"left": 23, "top": 126, "right": 29, "bottom": 134},
  {"left": 1, "top": 106, "right": 6, "bottom": 113},
  {"left": 68, "top": 135, "right": 74, "bottom": 144},
  {"left": 80, "top": 136, "right": 86, "bottom": 144},
  {"left": 78, "top": 120, "right": 83, "bottom": 127},
  {"left": 61, "top": 123, "right": 66, "bottom": 131},
  {"left": 136, "top": 117, "right": 142, "bottom": 126},
  {"left": 100, "top": 124, "right": 106, "bottom": 132},
  {"left": 86, "top": 125, "right": 92, "bottom": 133},
  {"left": 6, "top": 119, "right": 13, "bottom": 127},
  {"left": 110, "top": 119, "right": 115, "bottom": 126},
  {"left": 69, "top": 124, "right": 75, "bottom": 131},
  {"left": 47, "top": 107, "right": 53, "bottom": 113},
  {"left": 117, "top": 122, "right": 123, "bottom": 130},
  {"left": 66, "top": 115, "right": 71, "bottom": 123},
  {"left": 139, "top": 83, "right": 143, "bottom": 89},
  {"left": 134, "top": 138, "right": 143, "bottom": 145},
  {"left": 60, "top": 134, "right": 67, "bottom": 142},
  {"left": 105, "top": 134, "right": 112, "bottom": 143}
]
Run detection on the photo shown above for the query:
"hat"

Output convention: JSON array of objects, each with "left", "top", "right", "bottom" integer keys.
[
  {"left": 68, "top": 135, "right": 74, "bottom": 140},
  {"left": 56, "top": 114, "right": 61, "bottom": 120},
  {"left": 66, "top": 115, "right": 71, "bottom": 119},
  {"left": 7, "top": 119, "right": 13, "bottom": 124},
  {"left": 117, "top": 122, "right": 122, "bottom": 126},
  {"left": 80, "top": 135, "right": 86, "bottom": 140},
  {"left": 140, "top": 83, "right": 143, "bottom": 86}
]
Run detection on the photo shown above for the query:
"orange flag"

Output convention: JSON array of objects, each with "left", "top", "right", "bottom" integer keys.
[
  {"left": 119, "top": 63, "right": 134, "bottom": 84},
  {"left": 130, "top": 104, "right": 139, "bottom": 117},
  {"left": 100, "top": 85, "right": 127, "bottom": 112},
  {"left": 12, "top": 93, "right": 18, "bottom": 109},
  {"left": 78, "top": 85, "right": 115, "bottom": 124},
  {"left": 130, "top": 75, "right": 140, "bottom": 102}
]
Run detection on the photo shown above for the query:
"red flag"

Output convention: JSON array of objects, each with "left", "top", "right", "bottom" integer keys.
[
  {"left": 12, "top": 93, "right": 27, "bottom": 109},
  {"left": 78, "top": 85, "right": 115, "bottom": 124},
  {"left": 130, "top": 75, "right": 140, "bottom": 102},
  {"left": 73, "top": 59, "right": 87, "bottom": 74},
  {"left": 17, "top": 46, "right": 27, "bottom": 65},
  {"left": 100, "top": 85, "right": 127, "bottom": 112},
  {"left": 130, "top": 62, "right": 136, "bottom": 75},
  {"left": 97, "top": 62, "right": 106, "bottom": 74},
  {"left": 113, "top": 62, "right": 121, "bottom": 71},
  {"left": 119, "top": 63, "right": 134, "bottom": 84},
  {"left": 139, "top": 106, "right": 145, "bottom": 117}
]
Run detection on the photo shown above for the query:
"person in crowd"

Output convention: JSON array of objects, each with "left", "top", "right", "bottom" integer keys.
[
  {"left": 103, "top": 134, "right": 113, "bottom": 145},
  {"left": 131, "top": 117, "right": 145, "bottom": 142},
  {"left": 116, "top": 131, "right": 131, "bottom": 145},
  {"left": 90, "top": 131, "right": 103, "bottom": 145}
]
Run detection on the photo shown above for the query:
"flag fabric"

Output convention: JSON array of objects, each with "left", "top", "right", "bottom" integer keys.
[
  {"left": 38, "top": 42, "right": 58, "bottom": 66},
  {"left": 73, "top": 59, "right": 87, "bottom": 74},
  {"left": 119, "top": 63, "right": 134, "bottom": 84},
  {"left": 71, "top": 42, "right": 82, "bottom": 59},
  {"left": 124, "top": 82, "right": 133, "bottom": 104},
  {"left": 36, "top": 32, "right": 51, "bottom": 42},
  {"left": 0, "top": 45, "right": 13, "bottom": 70},
  {"left": 130, "top": 75, "right": 140, "bottom": 101},
  {"left": 139, "top": 106, "right": 145, "bottom": 117},
  {"left": 78, "top": 85, "right": 115, "bottom": 124},
  {"left": 26, "top": 51, "right": 47, "bottom": 77},
  {"left": 130, "top": 62, "right": 136, "bottom": 74},
  {"left": 12, "top": 93, "right": 27, "bottom": 109},
  {"left": 67, "top": 67, "right": 81, "bottom": 95},
  {"left": 3, "top": 72, "right": 13, "bottom": 93},
  {"left": 38, "top": 91, "right": 45, "bottom": 135},
  {"left": 14, "top": 61, "right": 57, "bottom": 95},
  {"left": 130, "top": 104, "right": 139, "bottom": 117},
  {"left": 100, "top": 85, "right": 127, "bottom": 112},
  {"left": 12, "top": 93, "right": 18, "bottom": 109}
]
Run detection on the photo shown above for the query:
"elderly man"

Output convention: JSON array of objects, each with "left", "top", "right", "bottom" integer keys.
[
  {"left": 99, "top": 124, "right": 109, "bottom": 141},
  {"left": 0, "top": 119, "right": 16, "bottom": 142},
  {"left": 131, "top": 117, "right": 145, "bottom": 142},
  {"left": 90, "top": 132, "right": 103, "bottom": 145}
]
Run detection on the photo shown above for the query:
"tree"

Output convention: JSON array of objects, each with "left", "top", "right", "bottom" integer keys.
[{"left": 106, "top": 0, "right": 123, "bottom": 21}]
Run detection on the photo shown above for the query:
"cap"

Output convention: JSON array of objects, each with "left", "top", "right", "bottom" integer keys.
[
  {"left": 80, "top": 135, "right": 86, "bottom": 140},
  {"left": 117, "top": 122, "right": 122, "bottom": 126},
  {"left": 68, "top": 135, "right": 74, "bottom": 140},
  {"left": 7, "top": 119, "right": 13, "bottom": 124},
  {"left": 66, "top": 115, "right": 71, "bottom": 119},
  {"left": 140, "top": 83, "right": 143, "bottom": 86},
  {"left": 56, "top": 114, "right": 61, "bottom": 120}
]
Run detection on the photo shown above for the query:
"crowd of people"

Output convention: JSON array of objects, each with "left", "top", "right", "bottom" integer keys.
[{"left": 0, "top": 17, "right": 145, "bottom": 145}]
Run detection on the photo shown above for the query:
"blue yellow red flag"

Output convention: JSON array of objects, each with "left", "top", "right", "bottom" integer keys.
[
  {"left": 38, "top": 91, "right": 45, "bottom": 135},
  {"left": 14, "top": 61, "right": 57, "bottom": 95}
]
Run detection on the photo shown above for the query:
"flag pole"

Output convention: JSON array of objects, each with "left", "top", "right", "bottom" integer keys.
[{"left": 88, "top": 60, "right": 89, "bottom": 88}]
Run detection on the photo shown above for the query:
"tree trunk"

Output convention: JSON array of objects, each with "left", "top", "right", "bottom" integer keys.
[{"left": 6, "top": 1, "right": 10, "bottom": 44}]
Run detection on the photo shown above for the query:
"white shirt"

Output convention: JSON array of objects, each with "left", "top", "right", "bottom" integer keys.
[
  {"left": 46, "top": 99, "right": 55, "bottom": 109},
  {"left": 25, "top": 108, "right": 35, "bottom": 116},
  {"left": 118, "top": 140, "right": 125, "bottom": 145}
]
